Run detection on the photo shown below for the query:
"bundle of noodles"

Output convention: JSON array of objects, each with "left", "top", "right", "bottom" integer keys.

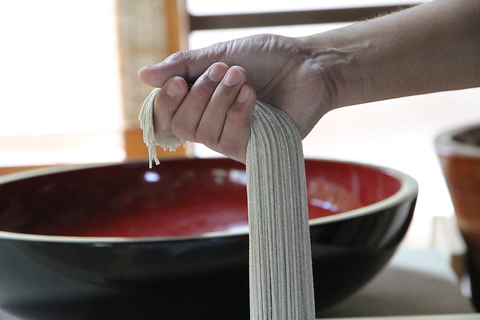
[
  {"left": 138, "top": 88, "right": 182, "bottom": 168},
  {"left": 139, "top": 89, "right": 315, "bottom": 320}
]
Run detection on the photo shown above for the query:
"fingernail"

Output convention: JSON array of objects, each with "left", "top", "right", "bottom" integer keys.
[
  {"left": 165, "top": 77, "right": 184, "bottom": 97},
  {"left": 208, "top": 63, "right": 225, "bottom": 82},
  {"left": 237, "top": 85, "right": 250, "bottom": 103},
  {"left": 224, "top": 68, "right": 244, "bottom": 86}
]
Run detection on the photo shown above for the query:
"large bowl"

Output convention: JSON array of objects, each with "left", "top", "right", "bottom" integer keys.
[{"left": 0, "top": 158, "right": 417, "bottom": 319}]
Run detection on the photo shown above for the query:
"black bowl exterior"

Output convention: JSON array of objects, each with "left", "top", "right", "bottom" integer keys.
[
  {"left": 311, "top": 195, "right": 416, "bottom": 311},
  {"left": 0, "top": 236, "right": 251, "bottom": 319},
  {"left": 0, "top": 159, "right": 416, "bottom": 319},
  {"left": 0, "top": 198, "right": 415, "bottom": 319}
]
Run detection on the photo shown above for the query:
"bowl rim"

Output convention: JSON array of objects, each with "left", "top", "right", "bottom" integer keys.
[
  {"left": 435, "top": 123, "right": 480, "bottom": 158},
  {"left": 0, "top": 158, "right": 418, "bottom": 244}
]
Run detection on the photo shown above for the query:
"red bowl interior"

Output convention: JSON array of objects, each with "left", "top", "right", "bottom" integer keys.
[{"left": 0, "top": 159, "right": 401, "bottom": 238}]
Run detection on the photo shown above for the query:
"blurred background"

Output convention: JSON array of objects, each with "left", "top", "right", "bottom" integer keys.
[{"left": 1, "top": 0, "right": 480, "bottom": 248}]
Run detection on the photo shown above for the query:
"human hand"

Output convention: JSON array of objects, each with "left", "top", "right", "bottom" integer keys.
[{"left": 138, "top": 34, "right": 337, "bottom": 163}]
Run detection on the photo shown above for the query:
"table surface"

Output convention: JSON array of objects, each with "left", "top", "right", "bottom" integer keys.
[
  {"left": 0, "top": 249, "right": 476, "bottom": 320},
  {"left": 316, "top": 249, "right": 475, "bottom": 318}
]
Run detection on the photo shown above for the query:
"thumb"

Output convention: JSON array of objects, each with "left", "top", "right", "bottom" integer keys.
[{"left": 138, "top": 49, "right": 225, "bottom": 88}]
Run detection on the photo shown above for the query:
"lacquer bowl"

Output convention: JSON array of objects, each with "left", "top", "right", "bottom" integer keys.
[
  {"left": 0, "top": 158, "right": 417, "bottom": 319},
  {"left": 436, "top": 124, "right": 480, "bottom": 310}
]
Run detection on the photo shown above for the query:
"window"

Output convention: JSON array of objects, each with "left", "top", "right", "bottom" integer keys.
[{"left": 0, "top": 1, "right": 123, "bottom": 166}]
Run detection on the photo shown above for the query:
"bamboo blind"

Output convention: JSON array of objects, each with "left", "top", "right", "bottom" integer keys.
[
  {"left": 116, "top": 0, "right": 169, "bottom": 130},
  {"left": 116, "top": 0, "right": 188, "bottom": 159}
]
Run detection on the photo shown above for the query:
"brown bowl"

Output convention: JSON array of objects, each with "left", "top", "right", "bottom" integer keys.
[
  {"left": 436, "top": 124, "right": 480, "bottom": 310},
  {"left": 0, "top": 158, "right": 417, "bottom": 319}
]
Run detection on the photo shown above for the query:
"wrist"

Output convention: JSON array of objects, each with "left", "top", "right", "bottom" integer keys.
[{"left": 298, "top": 30, "right": 369, "bottom": 110}]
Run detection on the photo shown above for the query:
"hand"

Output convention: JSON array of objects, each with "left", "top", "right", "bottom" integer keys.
[{"left": 138, "top": 34, "right": 337, "bottom": 163}]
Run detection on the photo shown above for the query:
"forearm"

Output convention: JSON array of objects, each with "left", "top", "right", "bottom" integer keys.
[{"left": 303, "top": 0, "right": 480, "bottom": 108}]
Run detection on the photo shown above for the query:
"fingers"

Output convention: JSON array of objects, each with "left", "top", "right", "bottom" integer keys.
[
  {"left": 217, "top": 84, "right": 256, "bottom": 163},
  {"left": 171, "top": 62, "right": 230, "bottom": 142},
  {"left": 195, "top": 66, "right": 247, "bottom": 146},
  {"left": 153, "top": 63, "right": 257, "bottom": 163},
  {"left": 153, "top": 76, "right": 188, "bottom": 137}
]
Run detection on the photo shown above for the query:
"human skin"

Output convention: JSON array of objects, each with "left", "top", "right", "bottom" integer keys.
[{"left": 138, "top": 0, "right": 480, "bottom": 163}]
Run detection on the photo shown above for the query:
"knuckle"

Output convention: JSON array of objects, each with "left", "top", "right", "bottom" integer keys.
[
  {"left": 171, "top": 118, "right": 195, "bottom": 142},
  {"left": 195, "top": 86, "right": 213, "bottom": 100},
  {"left": 164, "top": 50, "right": 189, "bottom": 63},
  {"left": 214, "top": 86, "right": 235, "bottom": 100},
  {"left": 192, "top": 79, "right": 216, "bottom": 100},
  {"left": 226, "top": 105, "right": 250, "bottom": 125},
  {"left": 196, "top": 128, "right": 218, "bottom": 147},
  {"left": 217, "top": 140, "right": 242, "bottom": 160},
  {"left": 154, "top": 124, "right": 172, "bottom": 136},
  {"left": 155, "top": 94, "right": 176, "bottom": 114},
  {"left": 217, "top": 142, "right": 234, "bottom": 156}
]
